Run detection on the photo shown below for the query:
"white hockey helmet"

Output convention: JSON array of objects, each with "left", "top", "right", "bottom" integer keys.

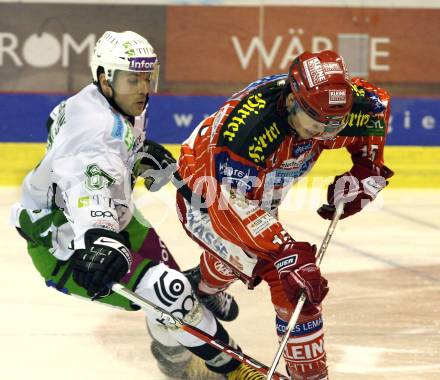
[{"left": 91, "top": 31, "right": 159, "bottom": 92}]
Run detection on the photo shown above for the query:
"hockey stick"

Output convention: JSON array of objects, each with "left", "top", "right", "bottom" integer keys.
[
  {"left": 111, "top": 282, "right": 290, "bottom": 380},
  {"left": 266, "top": 202, "right": 345, "bottom": 380}
]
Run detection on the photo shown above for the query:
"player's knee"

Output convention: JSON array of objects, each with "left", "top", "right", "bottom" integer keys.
[{"left": 135, "top": 263, "right": 204, "bottom": 326}]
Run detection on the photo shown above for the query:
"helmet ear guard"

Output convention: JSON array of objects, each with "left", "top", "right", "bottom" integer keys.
[{"left": 288, "top": 50, "right": 353, "bottom": 138}]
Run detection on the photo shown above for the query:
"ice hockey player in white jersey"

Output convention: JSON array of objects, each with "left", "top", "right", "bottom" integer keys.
[{"left": 10, "top": 31, "right": 259, "bottom": 380}]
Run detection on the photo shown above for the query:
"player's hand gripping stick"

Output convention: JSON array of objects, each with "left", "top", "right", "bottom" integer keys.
[{"left": 267, "top": 202, "right": 344, "bottom": 380}]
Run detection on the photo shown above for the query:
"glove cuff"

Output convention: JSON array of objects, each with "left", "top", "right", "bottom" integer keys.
[
  {"left": 351, "top": 155, "right": 394, "bottom": 180},
  {"left": 84, "top": 228, "right": 128, "bottom": 249}
]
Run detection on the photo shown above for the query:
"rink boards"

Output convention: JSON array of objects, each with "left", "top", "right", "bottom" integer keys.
[
  {"left": 0, "top": 93, "right": 439, "bottom": 188},
  {"left": 1, "top": 93, "right": 440, "bottom": 146},
  {"left": 0, "top": 143, "right": 439, "bottom": 188}
]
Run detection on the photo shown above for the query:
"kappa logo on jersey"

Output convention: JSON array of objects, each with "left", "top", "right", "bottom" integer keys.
[
  {"left": 85, "top": 164, "right": 116, "bottom": 190},
  {"left": 222, "top": 93, "right": 266, "bottom": 142},
  {"left": 216, "top": 152, "right": 258, "bottom": 192}
]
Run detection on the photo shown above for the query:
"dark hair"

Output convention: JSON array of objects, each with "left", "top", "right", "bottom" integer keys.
[{"left": 95, "top": 66, "right": 105, "bottom": 85}]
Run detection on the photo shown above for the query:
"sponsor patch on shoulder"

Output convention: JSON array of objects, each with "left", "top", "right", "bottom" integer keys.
[{"left": 111, "top": 114, "right": 125, "bottom": 140}]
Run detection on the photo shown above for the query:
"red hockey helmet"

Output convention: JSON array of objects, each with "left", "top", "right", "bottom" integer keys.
[{"left": 288, "top": 50, "right": 353, "bottom": 139}]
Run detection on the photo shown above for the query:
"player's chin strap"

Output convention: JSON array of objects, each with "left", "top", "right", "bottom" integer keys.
[
  {"left": 110, "top": 282, "right": 289, "bottom": 380},
  {"left": 267, "top": 202, "right": 345, "bottom": 380}
]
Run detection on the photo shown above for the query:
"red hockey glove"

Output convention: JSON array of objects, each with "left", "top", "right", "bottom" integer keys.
[
  {"left": 317, "top": 156, "right": 394, "bottom": 220},
  {"left": 275, "top": 242, "right": 329, "bottom": 306}
]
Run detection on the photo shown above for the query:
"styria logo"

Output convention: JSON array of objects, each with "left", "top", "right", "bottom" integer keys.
[{"left": 153, "top": 271, "right": 185, "bottom": 307}]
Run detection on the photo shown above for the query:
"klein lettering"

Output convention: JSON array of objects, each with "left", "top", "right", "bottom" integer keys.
[{"left": 286, "top": 338, "right": 325, "bottom": 361}]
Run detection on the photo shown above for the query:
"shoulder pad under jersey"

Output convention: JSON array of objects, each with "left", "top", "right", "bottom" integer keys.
[
  {"left": 338, "top": 77, "right": 390, "bottom": 137},
  {"left": 227, "top": 74, "right": 288, "bottom": 102},
  {"left": 217, "top": 78, "right": 290, "bottom": 168}
]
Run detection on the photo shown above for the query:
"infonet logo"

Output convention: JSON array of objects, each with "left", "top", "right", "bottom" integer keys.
[{"left": 128, "top": 57, "right": 156, "bottom": 71}]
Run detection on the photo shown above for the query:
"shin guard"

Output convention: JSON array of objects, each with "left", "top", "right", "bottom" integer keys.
[{"left": 276, "top": 312, "right": 328, "bottom": 380}]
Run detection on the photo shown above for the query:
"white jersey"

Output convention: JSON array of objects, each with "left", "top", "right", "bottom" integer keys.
[{"left": 11, "top": 84, "right": 146, "bottom": 258}]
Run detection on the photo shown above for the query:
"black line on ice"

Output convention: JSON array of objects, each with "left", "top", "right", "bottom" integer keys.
[
  {"left": 382, "top": 207, "right": 440, "bottom": 230},
  {"left": 285, "top": 223, "right": 439, "bottom": 283}
]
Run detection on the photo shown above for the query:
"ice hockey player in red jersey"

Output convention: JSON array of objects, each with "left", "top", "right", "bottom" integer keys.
[{"left": 176, "top": 50, "right": 394, "bottom": 380}]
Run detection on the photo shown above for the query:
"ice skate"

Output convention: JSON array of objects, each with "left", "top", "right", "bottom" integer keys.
[
  {"left": 224, "top": 363, "right": 266, "bottom": 380},
  {"left": 151, "top": 339, "right": 223, "bottom": 380},
  {"left": 183, "top": 265, "right": 239, "bottom": 321}
]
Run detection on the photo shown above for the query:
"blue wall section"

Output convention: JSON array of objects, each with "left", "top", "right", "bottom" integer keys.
[
  {"left": 0, "top": 93, "right": 439, "bottom": 145},
  {"left": 148, "top": 95, "right": 225, "bottom": 143},
  {"left": 0, "top": 93, "right": 66, "bottom": 142}
]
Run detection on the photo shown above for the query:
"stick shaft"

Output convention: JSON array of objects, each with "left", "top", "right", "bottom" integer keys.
[
  {"left": 111, "top": 283, "right": 289, "bottom": 380},
  {"left": 266, "top": 203, "right": 344, "bottom": 379}
]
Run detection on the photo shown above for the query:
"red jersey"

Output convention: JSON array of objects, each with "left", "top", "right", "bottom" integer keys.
[{"left": 177, "top": 74, "right": 390, "bottom": 264}]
